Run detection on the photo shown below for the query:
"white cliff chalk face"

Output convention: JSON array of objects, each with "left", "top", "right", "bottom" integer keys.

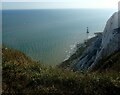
[
  {"left": 73, "top": 11, "right": 120, "bottom": 70},
  {"left": 103, "top": 12, "right": 119, "bottom": 49}
]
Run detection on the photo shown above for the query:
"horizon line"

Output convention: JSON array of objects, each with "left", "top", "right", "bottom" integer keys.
[{"left": 1, "top": 7, "right": 118, "bottom": 10}]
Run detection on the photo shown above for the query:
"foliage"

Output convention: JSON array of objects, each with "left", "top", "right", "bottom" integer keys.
[{"left": 2, "top": 47, "right": 120, "bottom": 95}]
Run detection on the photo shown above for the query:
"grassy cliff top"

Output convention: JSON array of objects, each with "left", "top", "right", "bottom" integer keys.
[{"left": 2, "top": 46, "right": 120, "bottom": 94}]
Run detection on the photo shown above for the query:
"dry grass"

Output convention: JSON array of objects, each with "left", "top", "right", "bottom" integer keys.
[{"left": 2, "top": 46, "right": 120, "bottom": 95}]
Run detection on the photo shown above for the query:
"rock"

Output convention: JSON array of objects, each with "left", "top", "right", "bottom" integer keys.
[{"left": 72, "top": 11, "right": 120, "bottom": 71}]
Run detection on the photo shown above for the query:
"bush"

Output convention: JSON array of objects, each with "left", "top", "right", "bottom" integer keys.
[{"left": 2, "top": 47, "right": 120, "bottom": 94}]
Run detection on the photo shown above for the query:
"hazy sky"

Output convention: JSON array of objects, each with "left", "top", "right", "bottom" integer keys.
[{"left": 1, "top": 0, "right": 120, "bottom": 10}]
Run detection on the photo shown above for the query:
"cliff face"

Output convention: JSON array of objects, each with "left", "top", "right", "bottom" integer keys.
[{"left": 72, "top": 11, "right": 120, "bottom": 71}]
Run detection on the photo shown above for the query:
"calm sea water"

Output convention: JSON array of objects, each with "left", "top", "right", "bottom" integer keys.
[{"left": 2, "top": 9, "right": 115, "bottom": 65}]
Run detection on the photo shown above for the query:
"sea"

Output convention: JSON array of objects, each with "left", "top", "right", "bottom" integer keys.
[{"left": 2, "top": 9, "right": 116, "bottom": 65}]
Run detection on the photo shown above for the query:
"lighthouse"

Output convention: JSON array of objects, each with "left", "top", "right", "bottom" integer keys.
[
  {"left": 84, "top": 27, "right": 89, "bottom": 45},
  {"left": 86, "top": 27, "right": 89, "bottom": 40}
]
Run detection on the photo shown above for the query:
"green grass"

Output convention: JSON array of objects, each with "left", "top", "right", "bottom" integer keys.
[
  {"left": 2, "top": 46, "right": 120, "bottom": 95},
  {"left": 91, "top": 50, "right": 120, "bottom": 72}
]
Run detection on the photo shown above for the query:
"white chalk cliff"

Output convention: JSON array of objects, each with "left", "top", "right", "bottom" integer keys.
[{"left": 73, "top": 11, "right": 120, "bottom": 71}]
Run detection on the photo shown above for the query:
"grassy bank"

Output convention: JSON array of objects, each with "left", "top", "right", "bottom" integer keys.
[{"left": 2, "top": 47, "right": 120, "bottom": 95}]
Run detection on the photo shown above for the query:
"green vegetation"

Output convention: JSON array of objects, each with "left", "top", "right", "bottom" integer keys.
[
  {"left": 2, "top": 47, "right": 120, "bottom": 95},
  {"left": 91, "top": 50, "right": 120, "bottom": 72}
]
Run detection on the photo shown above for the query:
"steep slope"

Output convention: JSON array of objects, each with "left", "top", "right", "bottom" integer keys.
[
  {"left": 2, "top": 46, "right": 34, "bottom": 65},
  {"left": 2, "top": 47, "right": 120, "bottom": 95},
  {"left": 75, "top": 11, "right": 120, "bottom": 71},
  {"left": 59, "top": 36, "right": 98, "bottom": 69},
  {"left": 78, "top": 11, "right": 119, "bottom": 71},
  {"left": 61, "top": 11, "right": 120, "bottom": 71},
  {"left": 90, "top": 12, "right": 120, "bottom": 70},
  {"left": 95, "top": 50, "right": 120, "bottom": 72}
]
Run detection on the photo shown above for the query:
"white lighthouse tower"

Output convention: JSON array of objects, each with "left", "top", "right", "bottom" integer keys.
[
  {"left": 86, "top": 27, "right": 89, "bottom": 41},
  {"left": 84, "top": 27, "right": 89, "bottom": 45}
]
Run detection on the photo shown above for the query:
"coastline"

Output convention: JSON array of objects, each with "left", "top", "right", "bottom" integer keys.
[{"left": 59, "top": 33, "right": 101, "bottom": 69}]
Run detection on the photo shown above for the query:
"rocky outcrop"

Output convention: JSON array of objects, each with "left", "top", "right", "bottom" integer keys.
[
  {"left": 90, "top": 12, "right": 120, "bottom": 70},
  {"left": 72, "top": 34, "right": 102, "bottom": 70},
  {"left": 70, "top": 11, "right": 120, "bottom": 71}
]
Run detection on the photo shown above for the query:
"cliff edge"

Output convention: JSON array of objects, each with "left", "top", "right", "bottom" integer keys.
[{"left": 61, "top": 11, "right": 120, "bottom": 71}]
